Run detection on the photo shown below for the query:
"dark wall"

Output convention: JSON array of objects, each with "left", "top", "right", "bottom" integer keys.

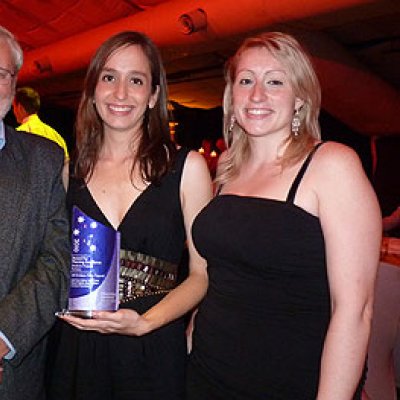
[
  {"left": 40, "top": 103, "right": 76, "bottom": 153},
  {"left": 319, "top": 110, "right": 373, "bottom": 179},
  {"left": 374, "top": 136, "right": 400, "bottom": 217},
  {"left": 172, "top": 104, "right": 223, "bottom": 150}
]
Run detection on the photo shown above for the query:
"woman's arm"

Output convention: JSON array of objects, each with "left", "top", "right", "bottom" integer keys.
[
  {"left": 140, "top": 151, "right": 212, "bottom": 332},
  {"left": 314, "top": 142, "right": 381, "bottom": 399}
]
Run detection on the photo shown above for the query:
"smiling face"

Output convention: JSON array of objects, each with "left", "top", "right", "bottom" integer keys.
[
  {"left": 232, "top": 46, "right": 303, "bottom": 141},
  {"left": 94, "top": 44, "right": 159, "bottom": 137},
  {"left": 0, "top": 38, "right": 16, "bottom": 120}
]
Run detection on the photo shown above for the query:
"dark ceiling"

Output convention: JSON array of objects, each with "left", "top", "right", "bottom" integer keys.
[{"left": 0, "top": 0, "right": 399, "bottom": 136}]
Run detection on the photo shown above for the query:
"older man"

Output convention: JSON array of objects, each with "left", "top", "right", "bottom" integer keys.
[{"left": 0, "top": 26, "right": 69, "bottom": 399}]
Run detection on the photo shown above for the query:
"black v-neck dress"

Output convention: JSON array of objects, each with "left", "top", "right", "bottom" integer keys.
[
  {"left": 187, "top": 144, "right": 364, "bottom": 399},
  {"left": 47, "top": 148, "right": 190, "bottom": 400}
]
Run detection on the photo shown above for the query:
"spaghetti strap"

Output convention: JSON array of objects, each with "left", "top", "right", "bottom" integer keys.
[{"left": 286, "top": 142, "right": 324, "bottom": 204}]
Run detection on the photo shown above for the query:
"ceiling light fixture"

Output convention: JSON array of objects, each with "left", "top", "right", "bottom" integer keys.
[{"left": 178, "top": 8, "right": 207, "bottom": 35}]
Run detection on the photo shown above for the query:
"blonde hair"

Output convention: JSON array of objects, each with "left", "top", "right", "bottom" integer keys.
[{"left": 217, "top": 32, "right": 321, "bottom": 185}]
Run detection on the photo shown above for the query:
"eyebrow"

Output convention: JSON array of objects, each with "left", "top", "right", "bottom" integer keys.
[
  {"left": 265, "top": 69, "right": 286, "bottom": 75},
  {"left": 237, "top": 68, "right": 287, "bottom": 75},
  {"left": 101, "top": 67, "right": 148, "bottom": 77}
]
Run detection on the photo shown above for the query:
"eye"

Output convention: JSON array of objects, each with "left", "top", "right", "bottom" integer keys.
[
  {"left": 100, "top": 73, "right": 115, "bottom": 83},
  {"left": 267, "top": 79, "right": 283, "bottom": 86},
  {"left": 238, "top": 77, "right": 252, "bottom": 85},
  {"left": 0, "top": 68, "right": 11, "bottom": 81},
  {"left": 130, "top": 77, "right": 144, "bottom": 85}
]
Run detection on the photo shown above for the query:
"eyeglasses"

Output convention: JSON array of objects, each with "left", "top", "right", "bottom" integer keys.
[{"left": 0, "top": 67, "right": 16, "bottom": 85}]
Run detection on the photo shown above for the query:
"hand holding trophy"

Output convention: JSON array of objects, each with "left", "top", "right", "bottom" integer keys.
[{"left": 57, "top": 206, "right": 120, "bottom": 318}]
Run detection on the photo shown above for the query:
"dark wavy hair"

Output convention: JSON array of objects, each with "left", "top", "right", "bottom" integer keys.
[{"left": 74, "top": 31, "right": 176, "bottom": 183}]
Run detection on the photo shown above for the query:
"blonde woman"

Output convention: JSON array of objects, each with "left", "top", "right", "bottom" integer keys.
[{"left": 187, "top": 32, "right": 381, "bottom": 399}]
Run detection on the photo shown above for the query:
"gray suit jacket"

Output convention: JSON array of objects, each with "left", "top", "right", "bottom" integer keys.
[{"left": 0, "top": 125, "right": 70, "bottom": 399}]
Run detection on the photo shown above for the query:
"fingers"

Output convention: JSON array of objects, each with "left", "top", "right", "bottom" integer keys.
[
  {"left": 91, "top": 311, "right": 118, "bottom": 321},
  {"left": 58, "top": 313, "right": 123, "bottom": 334},
  {"left": 56, "top": 309, "right": 142, "bottom": 335}
]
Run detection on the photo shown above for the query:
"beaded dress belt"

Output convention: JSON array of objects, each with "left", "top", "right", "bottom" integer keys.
[{"left": 119, "top": 249, "right": 178, "bottom": 303}]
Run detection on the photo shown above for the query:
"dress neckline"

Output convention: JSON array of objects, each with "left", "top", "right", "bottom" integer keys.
[
  {"left": 216, "top": 193, "right": 319, "bottom": 220},
  {"left": 216, "top": 142, "right": 324, "bottom": 216},
  {"left": 84, "top": 182, "right": 153, "bottom": 231}
]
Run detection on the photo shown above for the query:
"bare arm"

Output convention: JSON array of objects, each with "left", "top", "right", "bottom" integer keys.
[
  {"left": 140, "top": 151, "right": 211, "bottom": 331},
  {"left": 315, "top": 143, "right": 381, "bottom": 399}
]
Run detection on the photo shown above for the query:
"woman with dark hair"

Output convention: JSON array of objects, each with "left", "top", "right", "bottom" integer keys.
[
  {"left": 47, "top": 31, "right": 212, "bottom": 400},
  {"left": 186, "top": 32, "right": 381, "bottom": 399}
]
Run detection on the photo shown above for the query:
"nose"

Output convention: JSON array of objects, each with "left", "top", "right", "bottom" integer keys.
[
  {"left": 114, "top": 78, "right": 128, "bottom": 100},
  {"left": 250, "top": 81, "right": 266, "bottom": 102}
]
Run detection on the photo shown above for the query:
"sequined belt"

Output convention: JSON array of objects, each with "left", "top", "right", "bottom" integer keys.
[{"left": 119, "top": 249, "right": 178, "bottom": 303}]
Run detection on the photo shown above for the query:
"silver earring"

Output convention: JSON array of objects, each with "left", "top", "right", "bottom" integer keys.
[
  {"left": 291, "top": 109, "right": 301, "bottom": 136},
  {"left": 229, "top": 115, "right": 236, "bottom": 133}
]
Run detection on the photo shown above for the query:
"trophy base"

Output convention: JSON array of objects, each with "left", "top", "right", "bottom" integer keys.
[{"left": 55, "top": 309, "right": 93, "bottom": 319}]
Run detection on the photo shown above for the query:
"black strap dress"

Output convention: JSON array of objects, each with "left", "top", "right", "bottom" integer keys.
[
  {"left": 47, "top": 148, "right": 190, "bottom": 400},
  {"left": 187, "top": 144, "right": 364, "bottom": 399}
]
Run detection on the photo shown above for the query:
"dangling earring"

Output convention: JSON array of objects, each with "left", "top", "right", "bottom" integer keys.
[
  {"left": 291, "top": 109, "right": 301, "bottom": 137},
  {"left": 228, "top": 115, "right": 236, "bottom": 133}
]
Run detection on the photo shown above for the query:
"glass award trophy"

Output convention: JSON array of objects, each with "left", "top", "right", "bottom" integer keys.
[{"left": 60, "top": 206, "right": 121, "bottom": 318}]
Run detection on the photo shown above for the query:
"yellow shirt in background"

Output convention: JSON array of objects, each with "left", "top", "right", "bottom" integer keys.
[{"left": 17, "top": 114, "right": 69, "bottom": 160}]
